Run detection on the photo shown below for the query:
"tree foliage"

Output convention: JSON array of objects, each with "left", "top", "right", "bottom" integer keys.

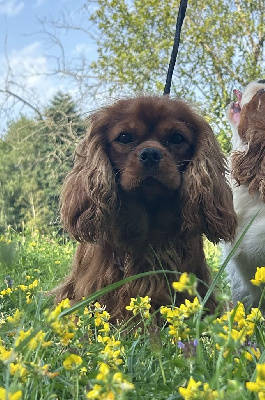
[
  {"left": 87, "top": 0, "right": 265, "bottom": 148},
  {"left": 89, "top": 0, "right": 264, "bottom": 98},
  {"left": 0, "top": 92, "right": 86, "bottom": 232}
]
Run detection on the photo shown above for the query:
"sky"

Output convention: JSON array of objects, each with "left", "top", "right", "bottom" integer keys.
[{"left": 0, "top": 0, "right": 98, "bottom": 131}]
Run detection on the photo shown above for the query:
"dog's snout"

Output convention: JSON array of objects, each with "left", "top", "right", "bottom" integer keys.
[{"left": 139, "top": 148, "right": 163, "bottom": 167}]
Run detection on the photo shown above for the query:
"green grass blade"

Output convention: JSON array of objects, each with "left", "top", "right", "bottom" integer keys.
[
  {"left": 59, "top": 269, "right": 178, "bottom": 318},
  {"left": 201, "top": 210, "right": 260, "bottom": 308}
]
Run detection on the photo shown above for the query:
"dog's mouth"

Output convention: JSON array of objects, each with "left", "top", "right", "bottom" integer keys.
[
  {"left": 141, "top": 176, "right": 162, "bottom": 187},
  {"left": 133, "top": 177, "right": 177, "bottom": 199},
  {"left": 230, "top": 89, "right": 242, "bottom": 125}
]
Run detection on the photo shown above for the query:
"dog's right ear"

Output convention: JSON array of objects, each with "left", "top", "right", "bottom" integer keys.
[
  {"left": 60, "top": 114, "right": 117, "bottom": 242},
  {"left": 232, "top": 89, "right": 265, "bottom": 201}
]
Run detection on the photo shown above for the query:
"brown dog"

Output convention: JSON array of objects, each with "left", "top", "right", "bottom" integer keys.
[{"left": 54, "top": 95, "right": 236, "bottom": 320}]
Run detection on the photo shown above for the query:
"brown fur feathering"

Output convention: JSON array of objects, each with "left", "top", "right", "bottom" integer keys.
[
  {"left": 232, "top": 89, "right": 265, "bottom": 201},
  {"left": 53, "top": 95, "right": 237, "bottom": 321}
]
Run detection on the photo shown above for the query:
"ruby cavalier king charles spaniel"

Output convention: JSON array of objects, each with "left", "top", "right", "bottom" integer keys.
[{"left": 54, "top": 95, "right": 237, "bottom": 321}]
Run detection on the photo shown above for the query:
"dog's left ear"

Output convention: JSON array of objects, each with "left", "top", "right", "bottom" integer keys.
[
  {"left": 232, "top": 89, "right": 265, "bottom": 202},
  {"left": 60, "top": 111, "right": 117, "bottom": 242},
  {"left": 181, "top": 119, "right": 237, "bottom": 243}
]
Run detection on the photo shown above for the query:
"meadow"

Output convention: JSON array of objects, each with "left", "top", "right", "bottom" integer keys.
[{"left": 0, "top": 228, "right": 265, "bottom": 399}]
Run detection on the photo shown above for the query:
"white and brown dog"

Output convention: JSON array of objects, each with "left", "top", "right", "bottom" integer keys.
[{"left": 225, "top": 79, "right": 265, "bottom": 308}]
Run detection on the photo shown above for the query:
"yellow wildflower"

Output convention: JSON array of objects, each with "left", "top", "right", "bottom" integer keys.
[
  {"left": 63, "top": 354, "right": 83, "bottom": 370},
  {"left": 172, "top": 272, "right": 197, "bottom": 296},
  {"left": 0, "top": 287, "right": 12, "bottom": 296},
  {"left": 251, "top": 267, "right": 265, "bottom": 286},
  {"left": 179, "top": 377, "right": 218, "bottom": 399},
  {"left": 10, "top": 362, "right": 28, "bottom": 380},
  {"left": 28, "top": 279, "right": 39, "bottom": 289},
  {"left": 96, "top": 362, "right": 110, "bottom": 379},
  {"left": 0, "top": 388, "right": 22, "bottom": 400},
  {"left": 179, "top": 377, "right": 202, "bottom": 398},
  {"left": 246, "top": 364, "right": 265, "bottom": 399},
  {"left": 80, "top": 367, "right": 87, "bottom": 376},
  {"left": 18, "top": 285, "right": 28, "bottom": 292},
  {"left": 0, "top": 345, "right": 12, "bottom": 362},
  {"left": 243, "top": 346, "right": 261, "bottom": 362},
  {"left": 86, "top": 384, "right": 102, "bottom": 399},
  {"left": 125, "top": 296, "right": 151, "bottom": 318},
  {"left": 7, "top": 309, "right": 23, "bottom": 325},
  {"left": 28, "top": 331, "right": 45, "bottom": 350},
  {"left": 26, "top": 294, "right": 32, "bottom": 304},
  {"left": 45, "top": 299, "right": 76, "bottom": 345}
]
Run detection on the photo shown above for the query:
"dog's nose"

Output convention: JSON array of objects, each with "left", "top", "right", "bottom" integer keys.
[{"left": 139, "top": 148, "right": 163, "bottom": 167}]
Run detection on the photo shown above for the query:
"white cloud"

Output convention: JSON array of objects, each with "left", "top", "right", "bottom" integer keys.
[
  {"left": 8, "top": 42, "right": 49, "bottom": 85},
  {"left": 0, "top": 42, "right": 66, "bottom": 113},
  {"left": 0, "top": 0, "right": 24, "bottom": 17},
  {"left": 73, "top": 43, "right": 91, "bottom": 54}
]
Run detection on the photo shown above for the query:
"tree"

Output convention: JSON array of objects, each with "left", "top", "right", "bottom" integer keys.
[
  {"left": 89, "top": 0, "right": 264, "bottom": 138},
  {"left": 0, "top": 116, "right": 39, "bottom": 230},
  {"left": 35, "top": 91, "right": 87, "bottom": 227},
  {"left": 0, "top": 92, "right": 86, "bottom": 232},
  {"left": 38, "top": 0, "right": 264, "bottom": 151}
]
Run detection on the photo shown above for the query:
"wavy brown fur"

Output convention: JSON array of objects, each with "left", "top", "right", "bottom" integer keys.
[
  {"left": 232, "top": 89, "right": 265, "bottom": 202},
  {"left": 53, "top": 95, "right": 237, "bottom": 321}
]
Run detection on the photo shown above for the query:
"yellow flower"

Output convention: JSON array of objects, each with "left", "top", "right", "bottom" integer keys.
[
  {"left": 60, "top": 332, "right": 75, "bottom": 346},
  {"left": 7, "top": 309, "right": 23, "bottom": 325},
  {"left": 172, "top": 273, "right": 197, "bottom": 296},
  {"left": 0, "top": 287, "right": 12, "bottom": 296},
  {"left": 178, "top": 377, "right": 202, "bottom": 399},
  {"left": 96, "top": 362, "right": 110, "bottom": 379},
  {"left": 95, "top": 310, "right": 110, "bottom": 327},
  {"left": 45, "top": 299, "right": 76, "bottom": 345},
  {"left": 0, "top": 347, "right": 12, "bottom": 362},
  {"left": 10, "top": 362, "right": 28, "bottom": 380},
  {"left": 251, "top": 267, "right": 265, "bottom": 286},
  {"left": 125, "top": 296, "right": 151, "bottom": 318},
  {"left": 246, "top": 364, "right": 265, "bottom": 396},
  {"left": 179, "top": 377, "right": 218, "bottom": 399},
  {"left": 244, "top": 346, "right": 261, "bottom": 362},
  {"left": 26, "top": 294, "right": 32, "bottom": 304},
  {"left": 86, "top": 384, "right": 102, "bottom": 399},
  {"left": 18, "top": 285, "right": 28, "bottom": 292},
  {"left": 80, "top": 367, "right": 87, "bottom": 376},
  {"left": 28, "top": 279, "right": 39, "bottom": 289},
  {"left": 0, "top": 388, "right": 22, "bottom": 400},
  {"left": 63, "top": 354, "right": 83, "bottom": 370}
]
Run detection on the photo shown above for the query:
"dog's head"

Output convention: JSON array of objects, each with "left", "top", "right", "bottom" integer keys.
[
  {"left": 61, "top": 95, "right": 236, "bottom": 243},
  {"left": 230, "top": 80, "right": 265, "bottom": 200},
  {"left": 104, "top": 96, "right": 197, "bottom": 199}
]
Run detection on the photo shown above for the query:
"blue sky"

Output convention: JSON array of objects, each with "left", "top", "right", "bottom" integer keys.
[{"left": 0, "top": 0, "right": 98, "bottom": 127}]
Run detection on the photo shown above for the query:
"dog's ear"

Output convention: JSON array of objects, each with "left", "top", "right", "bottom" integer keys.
[
  {"left": 232, "top": 89, "right": 265, "bottom": 201},
  {"left": 60, "top": 113, "right": 117, "bottom": 242},
  {"left": 181, "top": 118, "right": 237, "bottom": 243}
]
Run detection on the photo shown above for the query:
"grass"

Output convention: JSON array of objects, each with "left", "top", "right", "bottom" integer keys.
[{"left": 0, "top": 229, "right": 265, "bottom": 399}]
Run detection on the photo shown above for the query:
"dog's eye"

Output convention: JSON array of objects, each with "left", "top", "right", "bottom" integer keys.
[
  {"left": 115, "top": 133, "right": 134, "bottom": 144},
  {"left": 167, "top": 132, "right": 185, "bottom": 145}
]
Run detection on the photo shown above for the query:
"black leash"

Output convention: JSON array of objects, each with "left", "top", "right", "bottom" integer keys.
[{"left": 163, "top": 0, "right": 188, "bottom": 96}]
